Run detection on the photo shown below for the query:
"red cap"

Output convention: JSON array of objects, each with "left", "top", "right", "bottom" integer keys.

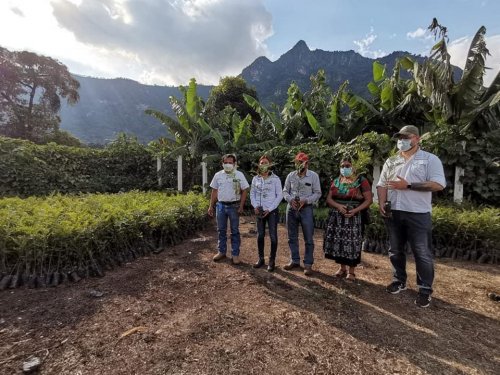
[{"left": 294, "top": 152, "right": 309, "bottom": 162}]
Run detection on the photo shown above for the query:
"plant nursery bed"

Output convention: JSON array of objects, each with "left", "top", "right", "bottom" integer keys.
[{"left": 0, "top": 219, "right": 499, "bottom": 374}]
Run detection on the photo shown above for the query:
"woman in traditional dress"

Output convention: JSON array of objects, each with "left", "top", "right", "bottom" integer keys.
[{"left": 323, "top": 158, "right": 373, "bottom": 280}]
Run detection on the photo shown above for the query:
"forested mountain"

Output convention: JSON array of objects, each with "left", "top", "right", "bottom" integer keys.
[
  {"left": 59, "top": 76, "right": 211, "bottom": 144},
  {"left": 241, "top": 40, "right": 425, "bottom": 106},
  {"left": 58, "top": 41, "right": 436, "bottom": 144}
]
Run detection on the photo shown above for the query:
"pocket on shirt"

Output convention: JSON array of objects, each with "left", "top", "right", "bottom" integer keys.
[{"left": 410, "top": 163, "right": 427, "bottom": 181}]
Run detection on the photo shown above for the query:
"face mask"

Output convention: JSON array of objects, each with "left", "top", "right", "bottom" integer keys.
[
  {"left": 223, "top": 163, "right": 234, "bottom": 173},
  {"left": 340, "top": 167, "right": 352, "bottom": 177},
  {"left": 397, "top": 139, "right": 412, "bottom": 152},
  {"left": 259, "top": 165, "right": 269, "bottom": 173}
]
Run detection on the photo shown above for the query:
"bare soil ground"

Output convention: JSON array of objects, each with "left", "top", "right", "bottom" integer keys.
[{"left": 1, "top": 217, "right": 499, "bottom": 375}]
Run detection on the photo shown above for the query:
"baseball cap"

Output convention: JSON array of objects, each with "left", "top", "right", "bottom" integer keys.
[
  {"left": 294, "top": 152, "right": 309, "bottom": 162},
  {"left": 393, "top": 125, "right": 419, "bottom": 138}
]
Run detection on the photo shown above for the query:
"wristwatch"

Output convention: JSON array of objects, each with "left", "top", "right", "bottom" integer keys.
[{"left": 407, "top": 184, "right": 412, "bottom": 190}]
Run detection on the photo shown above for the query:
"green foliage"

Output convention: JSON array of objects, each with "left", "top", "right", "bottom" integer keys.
[
  {"left": 204, "top": 76, "right": 258, "bottom": 123},
  {"left": 0, "top": 135, "right": 157, "bottom": 197},
  {"left": 0, "top": 192, "right": 209, "bottom": 277},
  {"left": 0, "top": 46, "right": 80, "bottom": 142},
  {"left": 364, "top": 203, "right": 500, "bottom": 260},
  {"left": 40, "top": 129, "right": 84, "bottom": 147},
  {"left": 422, "top": 128, "right": 500, "bottom": 205}
]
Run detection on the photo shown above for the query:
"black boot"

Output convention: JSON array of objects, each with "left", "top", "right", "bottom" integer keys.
[
  {"left": 253, "top": 258, "right": 265, "bottom": 269},
  {"left": 267, "top": 259, "right": 275, "bottom": 272}
]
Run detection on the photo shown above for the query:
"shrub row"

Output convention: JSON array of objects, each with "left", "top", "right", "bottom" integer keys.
[
  {"left": 0, "top": 191, "right": 209, "bottom": 289},
  {"left": 0, "top": 136, "right": 157, "bottom": 197},
  {"left": 277, "top": 203, "right": 500, "bottom": 264}
]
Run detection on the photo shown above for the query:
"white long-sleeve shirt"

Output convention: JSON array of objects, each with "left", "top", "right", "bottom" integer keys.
[{"left": 250, "top": 173, "right": 283, "bottom": 212}]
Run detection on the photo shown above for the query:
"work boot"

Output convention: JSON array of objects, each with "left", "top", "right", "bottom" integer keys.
[
  {"left": 213, "top": 252, "right": 226, "bottom": 262},
  {"left": 232, "top": 256, "right": 241, "bottom": 265}
]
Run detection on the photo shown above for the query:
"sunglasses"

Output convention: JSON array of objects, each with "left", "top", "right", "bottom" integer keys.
[{"left": 340, "top": 164, "right": 351, "bottom": 168}]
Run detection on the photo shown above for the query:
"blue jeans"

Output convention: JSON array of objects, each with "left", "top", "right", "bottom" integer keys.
[
  {"left": 216, "top": 203, "right": 241, "bottom": 256},
  {"left": 286, "top": 204, "right": 315, "bottom": 266},
  {"left": 257, "top": 209, "right": 279, "bottom": 260},
  {"left": 386, "top": 210, "right": 434, "bottom": 295}
]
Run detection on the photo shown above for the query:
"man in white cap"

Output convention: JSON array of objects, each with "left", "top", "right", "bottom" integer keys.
[{"left": 376, "top": 125, "right": 446, "bottom": 308}]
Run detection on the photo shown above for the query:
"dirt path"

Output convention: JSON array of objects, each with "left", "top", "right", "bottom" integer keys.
[{"left": 1, "top": 218, "right": 499, "bottom": 374}]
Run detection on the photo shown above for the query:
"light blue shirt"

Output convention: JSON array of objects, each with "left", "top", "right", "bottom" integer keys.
[
  {"left": 377, "top": 149, "right": 446, "bottom": 213},
  {"left": 210, "top": 169, "right": 249, "bottom": 202},
  {"left": 283, "top": 169, "right": 322, "bottom": 205},
  {"left": 250, "top": 173, "right": 283, "bottom": 212}
]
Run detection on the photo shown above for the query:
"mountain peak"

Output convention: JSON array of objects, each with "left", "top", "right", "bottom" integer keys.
[{"left": 291, "top": 40, "right": 310, "bottom": 52}]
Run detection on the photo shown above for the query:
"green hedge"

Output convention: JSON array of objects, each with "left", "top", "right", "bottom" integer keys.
[
  {"left": 0, "top": 191, "right": 209, "bottom": 288},
  {"left": 277, "top": 203, "right": 499, "bottom": 263},
  {"left": 0, "top": 136, "right": 157, "bottom": 197}
]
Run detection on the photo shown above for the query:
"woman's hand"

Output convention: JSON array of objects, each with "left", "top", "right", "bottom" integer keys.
[{"left": 336, "top": 204, "right": 349, "bottom": 215}]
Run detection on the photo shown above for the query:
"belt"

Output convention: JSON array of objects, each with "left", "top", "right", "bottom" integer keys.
[{"left": 219, "top": 201, "right": 240, "bottom": 205}]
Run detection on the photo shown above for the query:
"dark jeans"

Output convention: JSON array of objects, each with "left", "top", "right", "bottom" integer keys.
[
  {"left": 286, "top": 204, "right": 315, "bottom": 266},
  {"left": 216, "top": 202, "right": 240, "bottom": 256},
  {"left": 386, "top": 210, "right": 434, "bottom": 295},
  {"left": 256, "top": 209, "right": 279, "bottom": 260}
]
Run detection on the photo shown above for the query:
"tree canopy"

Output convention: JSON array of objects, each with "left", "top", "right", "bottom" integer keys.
[{"left": 0, "top": 46, "right": 80, "bottom": 142}]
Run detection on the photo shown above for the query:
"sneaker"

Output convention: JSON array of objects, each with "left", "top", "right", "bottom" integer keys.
[
  {"left": 386, "top": 281, "right": 407, "bottom": 294},
  {"left": 267, "top": 261, "right": 275, "bottom": 272},
  {"left": 253, "top": 258, "right": 265, "bottom": 269},
  {"left": 232, "top": 256, "right": 240, "bottom": 265},
  {"left": 303, "top": 265, "right": 313, "bottom": 276},
  {"left": 283, "top": 262, "right": 300, "bottom": 271},
  {"left": 415, "top": 293, "right": 431, "bottom": 308},
  {"left": 213, "top": 252, "right": 226, "bottom": 262}
]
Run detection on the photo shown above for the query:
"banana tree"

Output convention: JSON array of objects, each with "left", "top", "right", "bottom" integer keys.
[
  {"left": 146, "top": 78, "right": 218, "bottom": 187},
  {"left": 243, "top": 82, "right": 306, "bottom": 146},
  {"left": 412, "top": 19, "right": 500, "bottom": 136}
]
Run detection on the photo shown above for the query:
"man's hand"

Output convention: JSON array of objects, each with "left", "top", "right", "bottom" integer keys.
[
  {"left": 379, "top": 203, "right": 390, "bottom": 218},
  {"left": 208, "top": 206, "right": 214, "bottom": 217},
  {"left": 387, "top": 175, "right": 409, "bottom": 190}
]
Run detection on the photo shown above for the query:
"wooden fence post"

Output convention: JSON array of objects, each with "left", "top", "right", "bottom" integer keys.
[{"left": 177, "top": 155, "right": 183, "bottom": 192}]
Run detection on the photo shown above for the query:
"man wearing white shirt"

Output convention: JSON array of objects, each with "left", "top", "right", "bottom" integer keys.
[
  {"left": 377, "top": 125, "right": 446, "bottom": 308},
  {"left": 250, "top": 155, "right": 283, "bottom": 272},
  {"left": 208, "top": 154, "right": 249, "bottom": 265}
]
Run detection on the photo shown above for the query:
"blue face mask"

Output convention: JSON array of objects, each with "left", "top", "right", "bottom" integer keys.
[{"left": 340, "top": 167, "right": 352, "bottom": 177}]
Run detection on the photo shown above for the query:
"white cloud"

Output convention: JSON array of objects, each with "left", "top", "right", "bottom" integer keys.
[
  {"left": 448, "top": 34, "right": 500, "bottom": 87},
  {"left": 406, "top": 27, "right": 431, "bottom": 40},
  {"left": 353, "top": 27, "right": 387, "bottom": 59},
  {"left": 0, "top": 0, "right": 273, "bottom": 85}
]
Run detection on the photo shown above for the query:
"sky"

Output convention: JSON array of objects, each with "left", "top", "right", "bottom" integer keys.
[{"left": 1, "top": 0, "right": 499, "bottom": 87}]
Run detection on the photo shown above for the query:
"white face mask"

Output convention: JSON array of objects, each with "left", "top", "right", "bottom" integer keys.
[
  {"left": 223, "top": 163, "right": 234, "bottom": 173},
  {"left": 397, "top": 139, "right": 412, "bottom": 152}
]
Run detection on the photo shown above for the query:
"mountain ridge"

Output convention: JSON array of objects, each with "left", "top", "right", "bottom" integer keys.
[{"left": 59, "top": 42, "right": 437, "bottom": 144}]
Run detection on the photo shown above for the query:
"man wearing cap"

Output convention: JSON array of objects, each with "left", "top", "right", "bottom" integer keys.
[
  {"left": 376, "top": 125, "right": 446, "bottom": 308},
  {"left": 282, "top": 152, "right": 322, "bottom": 275},
  {"left": 208, "top": 154, "right": 249, "bottom": 265}
]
